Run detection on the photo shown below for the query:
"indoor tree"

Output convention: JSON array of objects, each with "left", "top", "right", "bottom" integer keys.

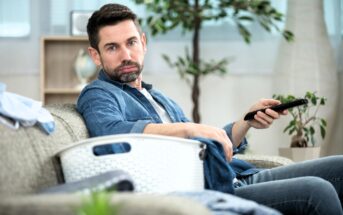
[{"left": 134, "top": 0, "right": 294, "bottom": 123}]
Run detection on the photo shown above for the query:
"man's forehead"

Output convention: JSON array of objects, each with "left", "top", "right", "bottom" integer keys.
[{"left": 98, "top": 20, "right": 140, "bottom": 44}]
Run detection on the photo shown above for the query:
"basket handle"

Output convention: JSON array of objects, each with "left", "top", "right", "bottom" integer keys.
[{"left": 92, "top": 141, "right": 131, "bottom": 156}]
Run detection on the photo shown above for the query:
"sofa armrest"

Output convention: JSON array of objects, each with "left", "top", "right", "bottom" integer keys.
[
  {"left": 0, "top": 193, "right": 211, "bottom": 215},
  {"left": 234, "top": 154, "right": 294, "bottom": 169}
]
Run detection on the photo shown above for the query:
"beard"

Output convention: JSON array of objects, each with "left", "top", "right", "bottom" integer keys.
[{"left": 104, "top": 60, "right": 143, "bottom": 83}]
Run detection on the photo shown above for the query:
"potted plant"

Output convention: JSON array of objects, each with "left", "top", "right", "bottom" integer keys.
[
  {"left": 134, "top": 0, "right": 293, "bottom": 123},
  {"left": 273, "top": 92, "right": 327, "bottom": 161}
]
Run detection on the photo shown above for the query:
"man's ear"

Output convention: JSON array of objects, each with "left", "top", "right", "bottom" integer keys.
[
  {"left": 88, "top": 47, "right": 102, "bottom": 66},
  {"left": 141, "top": 33, "right": 147, "bottom": 53}
]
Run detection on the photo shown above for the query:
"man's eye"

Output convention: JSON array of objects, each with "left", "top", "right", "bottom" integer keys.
[
  {"left": 107, "top": 46, "right": 117, "bottom": 51},
  {"left": 128, "top": 40, "right": 137, "bottom": 46}
]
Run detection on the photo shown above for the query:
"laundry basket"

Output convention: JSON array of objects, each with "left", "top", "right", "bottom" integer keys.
[{"left": 56, "top": 134, "right": 205, "bottom": 193}]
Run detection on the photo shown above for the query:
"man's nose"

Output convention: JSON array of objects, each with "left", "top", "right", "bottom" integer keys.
[{"left": 119, "top": 47, "right": 132, "bottom": 60}]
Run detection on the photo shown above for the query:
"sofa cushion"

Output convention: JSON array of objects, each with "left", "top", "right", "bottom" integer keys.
[{"left": 0, "top": 104, "right": 89, "bottom": 195}]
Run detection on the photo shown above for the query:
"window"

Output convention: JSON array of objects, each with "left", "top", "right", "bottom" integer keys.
[{"left": 0, "top": 0, "right": 30, "bottom": 37}]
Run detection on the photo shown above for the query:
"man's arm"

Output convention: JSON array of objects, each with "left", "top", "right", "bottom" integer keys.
[
  {"left": 144, "top": 122, "right": 234, "bottom": 161},
  {"left": 231, "top": 99, "right": 288, "bottom": 147}
]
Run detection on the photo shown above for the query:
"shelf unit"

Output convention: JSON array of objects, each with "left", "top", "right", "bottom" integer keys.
[{"left": 40, "top": 36, "right": 96, "bottom": 105}]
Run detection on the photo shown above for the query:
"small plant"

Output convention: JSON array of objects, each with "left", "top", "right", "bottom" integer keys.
[
  {"left": 273, "top": 92, "right": 327, "bottom": 148},
  {"left": 77, "top": 191, "right": 119, "bottom": 215}
]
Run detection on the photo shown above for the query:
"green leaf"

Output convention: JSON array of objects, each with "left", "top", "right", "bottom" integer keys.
[
  {"left": 283, "top": 123, "right": 293, "bottom": 133},
  {"left": 258, "top": 19, "right": 271, "bottom": 32},
  {"left": 238, "top": 16, "right": 254, "bottom": 21},
  {"left": 237, "top": 24, "right": 251, "bottom": 43},
  {"left": 311, "top": 96, "right": 317, "bottom": 105},
  {"left": 77, "top": 192, "right": 118, "bottom": 215},
  {"left": 288, "top": 127, "right": 296, "bottom": 135},
  {"left": 282, "top": 30, "right": 294, "bottom": 42},
  {"left": 162, "top": 54, "right": 171, "bottom": 62},
  {"left": 309, "top": 126, "right": 315, "bottom": 135},
  {"left": 310, "top": 135, "right": 315, "bottom": 146},
  {"left": 320, "top": 125, "right": 326, "bottom": 139}
]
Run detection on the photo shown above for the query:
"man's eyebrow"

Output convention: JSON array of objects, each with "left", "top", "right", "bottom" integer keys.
[
  {"left": 127, "top": 36, "right": 138, "bottom": 41},
  {"left": 103, "top": 42, "right": 118, "bottom": 48},
  {"left": 103, "top": 36, "right": 138, "bottom": 48}
]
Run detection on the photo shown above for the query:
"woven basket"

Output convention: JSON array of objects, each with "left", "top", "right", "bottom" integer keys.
[{"left": 57, "top": 134, "right": 205, "bottom": 193}]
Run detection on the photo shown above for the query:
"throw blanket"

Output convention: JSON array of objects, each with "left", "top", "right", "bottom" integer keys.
[
  {"left": 193, "top": 137, "right": 260, "bottom": 194},
  {"left": 0, "top": 83, "right": 55, "bottom": 134},
  {"left": 171, "top": 190, "right": 281, "bottom": 215}
]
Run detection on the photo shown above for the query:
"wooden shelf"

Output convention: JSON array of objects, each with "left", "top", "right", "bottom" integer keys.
[
  {"left": 45, "top": 88, "right": 82, "bottom": 94},
  {"left": 40, "top": 36, "right": 96, "bottom": 105}
]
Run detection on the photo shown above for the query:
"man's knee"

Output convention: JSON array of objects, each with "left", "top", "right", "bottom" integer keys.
[{"left": 301, "top": 176, "right": 336, "bottom": 195}]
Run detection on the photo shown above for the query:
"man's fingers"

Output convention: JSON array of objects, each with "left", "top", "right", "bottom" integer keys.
[
  {"left": 265, "top": 109, "right": 280, "bottom": 119},
  {"left": 256, "top": 111, "right": 273, "bottom": 124},
  {"left": 217, "top": 133, "right": 233, "bottom": 162},
  {"left": 260, "top": 98, "right": 281, "bottom": 107},
  {"left": 222, "top": 143, "right": 233, "bottom": 162}
]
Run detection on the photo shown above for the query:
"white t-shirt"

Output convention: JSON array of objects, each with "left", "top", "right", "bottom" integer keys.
[{"left": 140, "top": 88, "right": 172, "bottom": 123}]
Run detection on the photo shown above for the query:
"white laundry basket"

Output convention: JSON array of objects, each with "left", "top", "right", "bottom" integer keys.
[{"left": 57, "top": 134, "right": 205, "bottom": 193}]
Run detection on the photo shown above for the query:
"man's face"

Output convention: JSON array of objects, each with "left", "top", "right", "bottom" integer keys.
[{"left": 89, "top": 20, "right": 146, "bottom": 84}]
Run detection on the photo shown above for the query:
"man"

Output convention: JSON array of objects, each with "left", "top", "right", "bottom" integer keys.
[{"left": 77, "top": 3, "right": 343, "bottom": 215}]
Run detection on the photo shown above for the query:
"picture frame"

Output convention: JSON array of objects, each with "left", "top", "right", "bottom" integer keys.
[{"left": 70, "top": 11, "right": 93, "bottom": 36}]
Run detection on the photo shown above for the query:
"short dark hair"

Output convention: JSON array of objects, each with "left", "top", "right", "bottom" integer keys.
[{"left": 87, "top": 3, "right": 141, "bottom": 51}]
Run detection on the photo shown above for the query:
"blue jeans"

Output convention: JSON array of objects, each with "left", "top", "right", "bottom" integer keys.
[{"left": 235, "top": 155, "right": 343, "bottom": 215}]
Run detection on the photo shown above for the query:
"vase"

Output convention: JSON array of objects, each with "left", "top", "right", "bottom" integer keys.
[
  {"left": 73, "top": 49, "right": 97, "bottom": 90},
  {"left": 273, "top": 0, "right": 339, "bottom": 155},
  {"left": 279, "top": 147, "right": 321, "bottom": 162}
]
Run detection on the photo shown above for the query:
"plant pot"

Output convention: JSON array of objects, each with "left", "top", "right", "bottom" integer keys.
[{"left": 279, "top": 147, "right": 321, "bottom": 162}]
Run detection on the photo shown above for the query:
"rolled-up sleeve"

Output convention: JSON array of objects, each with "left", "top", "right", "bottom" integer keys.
[{"left": 223, "top": 123, "right": 248, "bottom": 154}]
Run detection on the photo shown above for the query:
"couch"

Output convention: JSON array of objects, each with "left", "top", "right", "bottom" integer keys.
[{"left": 0, "top": 104, "right": 293, "bottom": 215}]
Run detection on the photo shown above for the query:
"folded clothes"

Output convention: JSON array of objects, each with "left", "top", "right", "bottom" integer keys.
[{"left": 0, "top": 83, "right": 55, "bottom": 134}]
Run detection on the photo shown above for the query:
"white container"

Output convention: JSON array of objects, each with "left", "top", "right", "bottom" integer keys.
[{"left": 57, "top": 134, "right": 205, "bottom": 193}]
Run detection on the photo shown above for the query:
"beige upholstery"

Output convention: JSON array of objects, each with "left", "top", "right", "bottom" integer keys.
[{"left": 0, "top": 103, "right": 293, "bottom": 215}]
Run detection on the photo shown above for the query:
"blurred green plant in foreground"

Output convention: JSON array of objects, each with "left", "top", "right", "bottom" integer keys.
[{"left": 77, "top": 192, "right": 119, "bottom": 215}]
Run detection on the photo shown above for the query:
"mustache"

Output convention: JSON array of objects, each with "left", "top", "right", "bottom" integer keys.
[{"left": 117, "top": 60, "right": 140, "bottom": 69}]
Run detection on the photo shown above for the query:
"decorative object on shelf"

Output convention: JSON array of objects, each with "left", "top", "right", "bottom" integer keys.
[
  {"left": 73, "top": 48, "right": 97, "bottom": 90},
  {"left": 273, "top": 92, "right": 327, "bottom": 162},
  {"left": 70, "top": 11, "right": 93, "bottom": 36},
  {"left": 273, "top": 0, "right": 338, "bottom": 156}
]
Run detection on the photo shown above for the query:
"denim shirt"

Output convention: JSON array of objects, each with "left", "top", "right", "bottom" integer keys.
[
  {"left": 77, "top": 70, "right": 257, "bottom": 179},
  {"left": 77, "top": 70, "right": 189, "bottom": 138}
]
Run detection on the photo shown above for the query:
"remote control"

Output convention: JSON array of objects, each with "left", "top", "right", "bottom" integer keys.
[{"left": 243, "top": 99, "right": 308, "bottom": 121}]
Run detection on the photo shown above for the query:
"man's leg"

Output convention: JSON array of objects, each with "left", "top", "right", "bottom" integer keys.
[
  {"left": 235, "top": 176, "right": 342, "bottom": 215},
  {"left": 235, "top": 155, "right": 343, "bottom": 214}
]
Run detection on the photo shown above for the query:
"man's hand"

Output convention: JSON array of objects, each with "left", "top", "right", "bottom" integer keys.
[
  {"left": 246, "top": 98, "right": 288, "bottom": 129},
  {"left": 185, "top": 123, "right": 233, "bottom": 161},
  {"left": 231, "top": 98, "right": 288, "bottom": 148}
]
